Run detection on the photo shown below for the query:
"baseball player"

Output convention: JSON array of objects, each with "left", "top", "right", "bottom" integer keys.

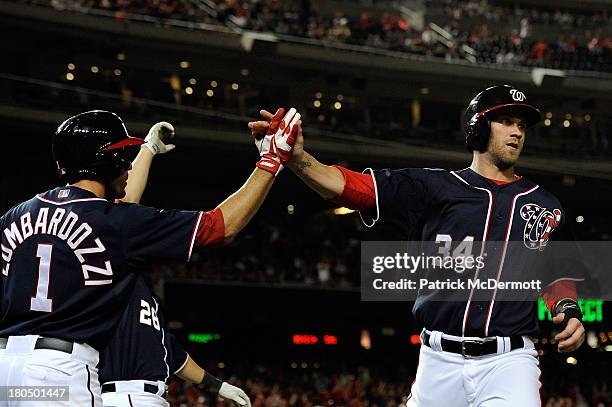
[
  {"left": 250, "top": 86, "right": 586, "bottom": 406},
  {"left": 98, "top": 121, "right": 250, "bottom": 407},
  {"left": 0, "top": 107, "right": 300, "bottom": 406}
]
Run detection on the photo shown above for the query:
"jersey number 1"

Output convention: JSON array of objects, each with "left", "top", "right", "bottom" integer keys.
[{"left": 30, "top": 244, "right": 53, "bottom": 313}]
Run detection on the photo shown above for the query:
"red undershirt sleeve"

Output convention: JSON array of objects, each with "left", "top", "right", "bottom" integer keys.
[
  {"left": 331, "top": 165, "right": 376, "bottom": 211},
  {"left": 542, "top": 280, "right": 578, "bottom": 315},
  {"left": 194, "top": 207, "right": 226, "bottom": 247}
]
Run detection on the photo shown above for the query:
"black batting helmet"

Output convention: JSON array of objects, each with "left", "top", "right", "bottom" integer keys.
[
  {"left": 52, "top": 110, "right": 145, "bottom": 182},
  {"left": 464, "top": 85, "right": 541, "bottom": 152}
]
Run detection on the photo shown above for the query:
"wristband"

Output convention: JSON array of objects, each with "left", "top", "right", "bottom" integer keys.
[
  {"left": 256, "top": 154, "right": 283, "bottom": 176},
  {"left": 200, "top": 372, "right": 223, "bottom": 394},
  {"left": 555, "top": 299, "right": 583, "bottom": 324}
]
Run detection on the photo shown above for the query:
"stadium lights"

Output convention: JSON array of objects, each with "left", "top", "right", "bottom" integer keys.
[
  {"left": 231, "top": 83, "right": 239, "bottom": 91},
  {"left": 544, "top": 119, "right": 551, "bottom": 127},
  {"left": 587, "top": 331, "right": 598, "bottom": 348},
  {"left": 67, "top": 63, "right": 75, "bottom": 70},
  {"left": 566, "top": 357, "right": 577, "bottom": 365},
  {"left": 334, "top": 102, "right": 342, "bottom": 110},
  {"left": 65, "top": 73, "right": 74, "bottom": 81},
  {"left": 337, "top": 94, "right": 344, "bottom": 101},
  {"left": 315, "top": 92, "right": 322, "bottom": 99},
  {"left": 217, "top": 362, "right": 225, "bottom": 369},
  {"left": 291, "top": 362, "right": 297, "bottom": 368},
  {"left": 606, "top": 345, "right": 612, "bottom": 352},
  {"left": 382, "top": 327, "right": 395, "bottom": 336},
  {"left": 210, "top": 80, "right": 218, "bottom": 88},
  {"left": 293, "top": 334, "right": 318, "bottom": 345},
  {"left": 585, "top": 114, "right": 591, "bottom": 121},
  {"left": 361, "top": 329, "right": 372, "bottom": 350},
  {"left": 240, "top": 68, "right": 249, "bottom": 76},
  {"left": 287, "top": 205, "right": 295, "bottom": 215},
  {"left": 189, "top": 78, "right": 197, "bottom": 85},
  {"left": 545, "top": 112, "right": 553, "bottom": 119},
  {"left": 563, "top": 120, "right": 571, "bottom": 128},
  {"left": 565, "top": 113, "right": 572, "bottom": 120},
  {"left": 185, "top": 87, "right": 193, "bottom": 95},
  {"left": 113, "top": 69, "right": 122, "bottom": 76},
  {"left": 323, "top": 335, "right": 338, "bottom": 345},
  {"left": 188, "top": 333, "right": 221, "bottom": 344},
  {"left": 301, "top": 362, "right": 308, "bottom": 368},
  {"left": 313, "top": 100, "right": 321, "bottom": 108},
  {"left": 420, "top": 87, "right": 430, "bottom": 95},
  {"left": 576, "top": 216, "right": 584, "bottom": 223},
  {"left": 334, "top": 207, "right": 355, "bottom": 215},
  {"left": 179, "top": 60, "right": 190, "bottom": 69},
  {"left": 90, "top": 66, "right": 99, "bottom": 74},
  {"left": 206, "top": 90, "right": 214, "bottom": 97},
  {"left": 116, "top": 53, "right": 126, "bottom": 61}
]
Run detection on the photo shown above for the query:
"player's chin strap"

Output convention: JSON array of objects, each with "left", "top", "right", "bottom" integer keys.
[{"left": 554, "top": 299, "right": 583, "bottom": 325}]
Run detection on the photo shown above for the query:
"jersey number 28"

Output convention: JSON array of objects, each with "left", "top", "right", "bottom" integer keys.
[{"left": 140, "top": 299, "right": 161, "bottom": 331}]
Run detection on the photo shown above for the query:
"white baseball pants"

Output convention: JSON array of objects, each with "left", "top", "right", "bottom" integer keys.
[{"left": 407, "top": 332, "right": 540, "bottom": 407}]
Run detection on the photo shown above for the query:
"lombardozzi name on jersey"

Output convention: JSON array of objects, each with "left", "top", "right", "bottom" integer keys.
[{"left": 1, "top": 204, "right": 110, "bottom": 284}]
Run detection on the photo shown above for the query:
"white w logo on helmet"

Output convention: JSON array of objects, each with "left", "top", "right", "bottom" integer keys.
[{"left": 509, "top": 89, "right": 526, "bottom": 102}]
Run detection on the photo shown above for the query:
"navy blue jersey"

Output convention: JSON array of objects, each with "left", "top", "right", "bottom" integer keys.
[
  {"left": 99, "top": 275, "right": 188, "bottom": 383},
  {"left": 0, "top": 186, "right": 201, "bottom": 350},
  {"left": 363, "top": 167, "right": 584, "bottom": 337}
]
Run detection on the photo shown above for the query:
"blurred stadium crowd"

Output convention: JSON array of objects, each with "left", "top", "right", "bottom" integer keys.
[
  {"left": 160, "top": 363, "right": 612, "bottom": 407},
  {"left": 37, "top": 0, "right": 612, "bottom": 72},
  {"left": 3, "top": 1, "right": 611, "bottom": 406},
  {"left": 167, "top": 366, "right": 411, "bottom": 407},
  {"left": 153, "top": 209, "right": 610, "bottom": 289},
  {"left": 155, "top": 211, "right": 363, "bottom": 288}
]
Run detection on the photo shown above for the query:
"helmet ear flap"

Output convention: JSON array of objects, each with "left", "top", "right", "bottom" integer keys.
[{"left": 465, "top": 113, "right": 491, "bottom": 153}]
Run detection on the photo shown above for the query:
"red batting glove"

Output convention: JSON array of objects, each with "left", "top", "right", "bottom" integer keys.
[
  {"left": 273, "top": 107, "right": 301, "bottom": 164},
  {"left": 253, "top": 107, "right": 300, "bottom": 176},
  {"left": 254, "top": 108, "right": 284, "bottom": 176}
]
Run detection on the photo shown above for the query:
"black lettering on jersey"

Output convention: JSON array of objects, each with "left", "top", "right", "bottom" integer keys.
[{"left": 1, "top": 207, "right": 113, "bottom": 285}]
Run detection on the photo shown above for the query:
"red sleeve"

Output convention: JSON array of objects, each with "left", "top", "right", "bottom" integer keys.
[
  {"left": 194, "top": 207, "right": 225, "bottom": 247},
  {"left": 331, "top": 165, "right": 376, "bottom": 211},
  {"left": 542, "top": 280, "right": 577, "bottom": 315}
]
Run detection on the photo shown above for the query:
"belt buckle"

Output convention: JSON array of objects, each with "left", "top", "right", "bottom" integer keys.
[{"left": 461, "top": 339, "right": 483, "bottom": 358}]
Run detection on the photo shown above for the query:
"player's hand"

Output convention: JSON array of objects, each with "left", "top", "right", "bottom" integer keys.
[
  {"left": 247, "top": 109, "right": 274, "bottom": 139},
  {"left": 251, "top": 108, "right": 301, "bottom": 176},
  {"left": 144, "top": 121, "right": 176, "bottom": 155},
  {"left": 553, "top": 314, "right": 585, "bottom": 352},
  {"left": 249, "top": 109, "right": 305, "bottom": 166},
  {"left": 273, "top": 108, "right": 301, "bottom": 163},
  {"left": 219, "top": 382, "right": 252, "bottom": 407}
]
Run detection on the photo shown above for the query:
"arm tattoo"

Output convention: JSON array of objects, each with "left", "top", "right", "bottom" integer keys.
[{"left": 294, "top": 158, "right": 312, "bottom": 175}]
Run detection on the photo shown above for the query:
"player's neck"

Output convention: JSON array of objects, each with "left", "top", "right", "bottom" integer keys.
[
  {"left": 470, "top": 154, "right": 515, "bottom": 182},
  {"left": 69, "top": 180, "right": 106, "bottom": 198}
]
